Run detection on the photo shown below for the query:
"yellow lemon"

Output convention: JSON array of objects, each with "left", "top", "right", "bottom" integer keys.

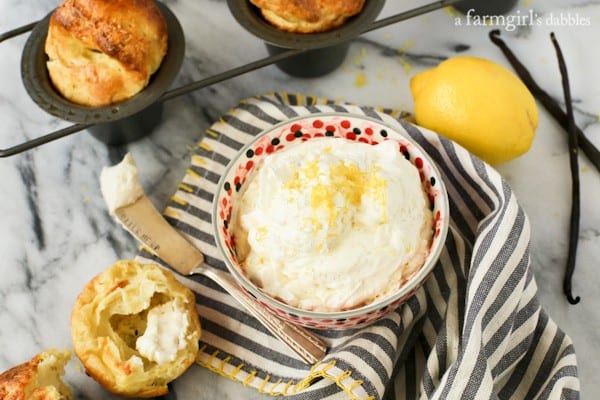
[{"left": 410, "top": 56, "right": 538, "bottom": 165}]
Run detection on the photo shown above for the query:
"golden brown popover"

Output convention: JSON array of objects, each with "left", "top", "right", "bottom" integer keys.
[
  {"left": 71, "top": 260, "right": 201, "bottom": 398},
  {"left": 45, "top": 0, "right": 168, "bottom": 106},
  {"left": 0, "top": 349, "right": 72, "bottom": 400},
  {"left": 250, "top": 0, "right": 365, "bottom": 33}
]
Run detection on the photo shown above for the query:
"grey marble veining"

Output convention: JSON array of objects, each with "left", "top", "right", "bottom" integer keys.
[{"left": 1, "top": 0, "right": 599, "bottom": 399}]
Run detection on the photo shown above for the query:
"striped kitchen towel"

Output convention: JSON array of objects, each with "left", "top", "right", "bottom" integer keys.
[{"left": 138, "top": 93, "right": 579, "bottom": 399}]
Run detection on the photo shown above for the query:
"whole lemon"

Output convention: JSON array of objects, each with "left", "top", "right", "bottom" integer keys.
[{"left": 410, "top": 56, "right": 539, "bottom": 165}]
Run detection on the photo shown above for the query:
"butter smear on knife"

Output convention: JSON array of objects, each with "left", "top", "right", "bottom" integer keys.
[{"left": 100, "top": 153, "right": 144, "bottom": 214}]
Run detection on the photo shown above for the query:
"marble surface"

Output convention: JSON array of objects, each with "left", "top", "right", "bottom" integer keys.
[{"left": 0, "top": 0, "right": 598, "bottom": 398}]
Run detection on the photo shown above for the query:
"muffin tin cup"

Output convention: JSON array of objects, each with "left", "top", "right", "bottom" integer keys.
[
  {"left": 20, "top": 1, "right": 185, "bottom": 145},
  {"left": 87, "top": 101, "right": 164, "bottom": 146},
  {"left": 227, "top": 0, "right": 385, "bottom": 77},
  {"left": 453, "top": 0, "right": 518, "bottom": 15},
  {"left": 265, "top": 42, "right": 351, "bottom": 78}
]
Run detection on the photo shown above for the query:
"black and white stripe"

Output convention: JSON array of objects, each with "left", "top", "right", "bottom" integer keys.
[{"left": 138, "top": 93, "right": 579, "bottom": 400}]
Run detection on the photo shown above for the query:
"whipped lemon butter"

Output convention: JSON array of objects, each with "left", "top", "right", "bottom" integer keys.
[
  {"left": 100, "top": 153, "right": 144, "bottom": 214},
  {"left": 232, "top": 138, "right": 433, "bottom": 312},
  {"left": 136, "top": 300, "right": 191, "bottom": 364}
]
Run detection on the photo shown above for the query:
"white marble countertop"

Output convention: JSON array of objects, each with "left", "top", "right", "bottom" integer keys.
[{"left": 0, "top": 0, "right": 598, "bottom": 398}]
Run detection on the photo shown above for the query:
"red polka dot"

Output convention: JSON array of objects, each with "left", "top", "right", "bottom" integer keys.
[
  {"left": 246, "top": 160, "right": 254, "bottom": 170},
  {"left": 234, "top": 176, "right": 241, "bottom": 185},
  {"left": 314, "top": 133, "right": 324, "bottom": 137},
  {"left": 365, "top": 127, "right": 374, "bottom": 135},
  {"left": 286, "top": 133, "right": 295, "bottom": 141},
  {"left": 255, "top": 147, "right": 264, "bottom": 156},
  {"left": 358, "top": 137, "right": 369, "bottom": 143},
  {"left": 313, "top": 120, "right": 324, "bottom": 128},
  {"left": 415, "top": 157, "right": 424, "bottom": 169},
  {"left": 291, "top": 123, "right": 302, "bottom": 132},
  {"left": 341, "top": 120, "right": 351, "bottom": 129},
  {"left": 266, "top": 144, "right": 275, "bottom": 154},
  {"left": 346, "top": 132, "right": 357, "bottom": 140},
  {"left": 400, "top": 145, "right": 408, "bottom": 154},
  {"left": 326, "top": 125, "right": 336, "bottom": 132},
  {"left": 303, "top": 133, "right": 311, "bottom": 140}
]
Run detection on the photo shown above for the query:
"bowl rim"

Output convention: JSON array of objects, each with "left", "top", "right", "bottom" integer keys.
[
  {"left": 226, "top": 0, "right": 386, "bottom": 50},
  {"left": 20, "top": 1, "right": 185, "bottom": 124},
  {"left": 213, "top": 112, "right": 450, "bottom": 320}
]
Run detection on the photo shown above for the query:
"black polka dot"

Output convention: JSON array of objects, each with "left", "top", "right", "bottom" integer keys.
[
  {"left": 294, "top": 130, "right": 303, "bottom": 138},
  {"left": 430, "top": 176, "right": 436, "bottom": 186},
  {"left": 224, "top": 182, "right": 231, "bottom": 191},
  {"left": 380, "top": 129, "right": 388, "bottom": 137},
  {"left": 403, "top": 151, "right": 410, "bottom": 160},
  {"left": 325, "top": 131, "right": 335, "bottom": 136},
  {"left": 235, "top": 182, "right": 242, "bottom": 192},
  {"left": 246, "top": 149, "right": 254, "bottom": 158},
  {"left": 271, "top": 137, "right": 280, "bottom": 146},
  {"left": 353, "top": 127, "right": 361, "bottom": 135},
  {"left": 223, "top": 220, "right": 228, "bottom": 229}
]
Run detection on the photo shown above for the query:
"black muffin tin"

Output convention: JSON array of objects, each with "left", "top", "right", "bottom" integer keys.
[
  {"left": 227, "top": 0, "right": 385, "bottom": 77},
  {"left": 0, "top": 0, "right": 490, "bottom": 157}
]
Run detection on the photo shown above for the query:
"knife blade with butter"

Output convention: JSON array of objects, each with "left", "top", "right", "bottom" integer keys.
[{"left": 100, "top": 153, "right": 327, "bottom": 364}]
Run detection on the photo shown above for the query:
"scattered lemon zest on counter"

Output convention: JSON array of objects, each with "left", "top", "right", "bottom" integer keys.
[
  {"left": 351, "top": 47, "right": 367, "bottom": 67},
  {"left": 354, "top": 72, "right": 367, "bottom": 87},
  {"left": 444, "top": 6, "right": 459, "bottom": 18},
  {"left": 399, "top": 57, "right": 412, "bottom": 75}
]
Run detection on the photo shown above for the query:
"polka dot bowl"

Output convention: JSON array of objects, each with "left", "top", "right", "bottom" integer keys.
[{"left": 213, "top": 113, "right": 449, "bottom": 330}]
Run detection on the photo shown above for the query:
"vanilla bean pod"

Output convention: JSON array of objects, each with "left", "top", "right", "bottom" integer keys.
[
  {"left": 489, "top": 29, "right": 600, "bottom": 173},
  {"left": 550, "top": 32, "right": 581, "bottom": 305}
]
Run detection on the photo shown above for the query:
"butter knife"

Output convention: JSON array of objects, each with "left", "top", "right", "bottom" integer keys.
[{"left": 112, "top": 193, "right": 328, "bottom": 364}]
